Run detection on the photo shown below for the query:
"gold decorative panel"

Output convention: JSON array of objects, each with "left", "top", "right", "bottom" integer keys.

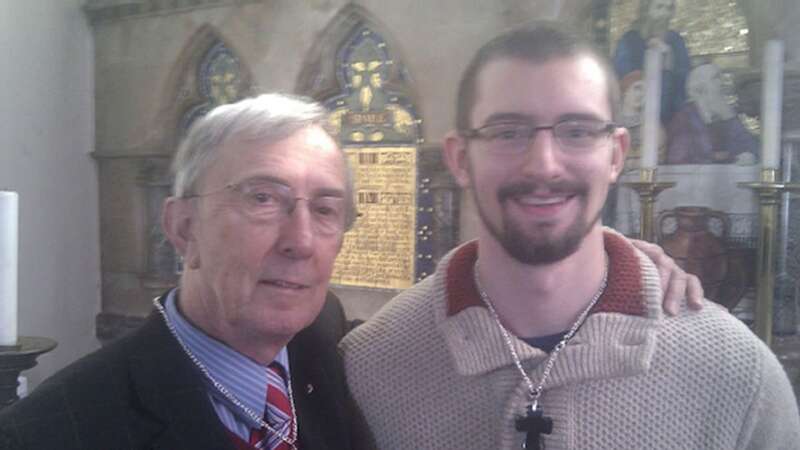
[
  {"left": 324, "top": 24, "right": 428, "bottom": 290},
  {"left": 330, "top": 147, "right": 418, "bottom": 289}
]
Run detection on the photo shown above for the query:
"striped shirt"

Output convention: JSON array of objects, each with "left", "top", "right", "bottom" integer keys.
[{"left": 164, "top": 289, "right": 291, "bottom": 441}]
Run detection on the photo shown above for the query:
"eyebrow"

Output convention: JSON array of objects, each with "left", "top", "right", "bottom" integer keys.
[
  {"left": 478, "top": 111, "right": 609, "bottom": 127},
  {"left": 479, "top": 112, "right": 535, "bottom": 127},
  {"left": 556, "top": 112, "right": 609, "bottom": 123}
]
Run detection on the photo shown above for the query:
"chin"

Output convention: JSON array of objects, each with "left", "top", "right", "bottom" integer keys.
[
  {"left": 263, "top": 304, "right": 323, "bottom": 336},
  {"left": 235, "top": 317, "right": 305, "bottom": 346},
  {"left": 239, "top": 286, "right": 326, "bottom": 334}
]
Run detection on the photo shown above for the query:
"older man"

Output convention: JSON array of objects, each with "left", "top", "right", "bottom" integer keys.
[
  {"left": 0, "top": 94, "right": 364, "bottom": 450},
  {"left": 341, "top": 23, "right": 799, "bottom": 449}
]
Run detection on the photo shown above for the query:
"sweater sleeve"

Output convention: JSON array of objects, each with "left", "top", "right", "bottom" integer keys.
[{"left": 737, "top": 343, "right": 800, "bottom": 450}]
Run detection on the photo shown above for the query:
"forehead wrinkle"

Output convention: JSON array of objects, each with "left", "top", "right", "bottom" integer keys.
[
  {"left": 234, "top": 174, "right": 291, "bottom": 188},
  {"left": 232, "top": 172, "right": 346, "bottom": 200}
]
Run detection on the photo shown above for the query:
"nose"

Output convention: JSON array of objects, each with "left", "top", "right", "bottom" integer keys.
[
  {"left": 520, "top": 128, "right": 563, "bottom": 180},
  {"left": 278, "top": 199, "right": 314, "bottom": 259}
]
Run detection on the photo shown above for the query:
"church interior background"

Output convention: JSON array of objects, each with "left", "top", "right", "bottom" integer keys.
[{"left": 2, "top": 0, "right": 799, "bottom": 402}]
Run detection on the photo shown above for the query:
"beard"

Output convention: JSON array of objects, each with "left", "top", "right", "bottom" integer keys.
[{"left": 473, "top": 177, "right": 602, "bottom": 265}]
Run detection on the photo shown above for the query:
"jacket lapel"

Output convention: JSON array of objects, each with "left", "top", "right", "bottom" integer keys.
[
  {"left": 127, "top": 298, "right": 234, "bottom": 450},
  {"left": 287, "top": 292, "right": 355, "bottom": 450}
]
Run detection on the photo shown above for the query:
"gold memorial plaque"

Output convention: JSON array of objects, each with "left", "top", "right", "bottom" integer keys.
[{"left": 331, "top": 147, "right": 417, "bottom": 289}]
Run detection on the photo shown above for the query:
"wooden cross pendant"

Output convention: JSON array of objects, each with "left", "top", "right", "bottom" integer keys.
[{"left": 515, "top": 406, "right": 553, "bottom": 450}]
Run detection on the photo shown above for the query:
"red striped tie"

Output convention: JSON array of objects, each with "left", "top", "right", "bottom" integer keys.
[{"left": 249, "top": 362, "right": 296, "bottom": 450}]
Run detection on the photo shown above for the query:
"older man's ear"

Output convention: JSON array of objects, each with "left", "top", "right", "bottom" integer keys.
[{"left": 162, "top": 197, "right": 200, "bottom": 270}]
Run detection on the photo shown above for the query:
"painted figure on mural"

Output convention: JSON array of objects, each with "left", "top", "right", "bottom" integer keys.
[
  {"left": 613, "top": 0, "right": 691, "bottom": 124},
  {"left": 665, "top": 62, "right": 758, "bottom": 164}
]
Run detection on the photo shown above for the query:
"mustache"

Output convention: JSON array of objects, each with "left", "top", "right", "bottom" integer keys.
[{"left": 497, "top": 180, "right": 585, "bottom": 203}]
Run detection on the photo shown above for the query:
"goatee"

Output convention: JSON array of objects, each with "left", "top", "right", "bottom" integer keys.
[{"left": 477, "top": 179, "right": 601, "bottom": 265}]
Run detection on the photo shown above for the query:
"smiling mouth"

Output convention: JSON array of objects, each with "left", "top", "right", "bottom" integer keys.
[
  {"left": 513, "top": 195, "right": 572, "bottom": 206},
  {"left": 260, "top": 279, "right": 309, "bottom": 289}
]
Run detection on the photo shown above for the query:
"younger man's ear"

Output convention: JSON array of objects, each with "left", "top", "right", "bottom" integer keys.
[
  {"left": 609, "top": 127, "right": 630, "bottom": 183},
  {"left": 443, "top": 131, "right": 472, "bottom": 188}
]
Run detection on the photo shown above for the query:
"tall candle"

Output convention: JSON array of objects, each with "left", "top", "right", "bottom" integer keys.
[
  {"left": 0, "top": 191, "right": 18, "bottom": 346},
  {"left": 641, "top": 48, "right": 662, "bottom": 169},
  {"left": 761, "top": 40, "right": 784, "bottom": 169}
]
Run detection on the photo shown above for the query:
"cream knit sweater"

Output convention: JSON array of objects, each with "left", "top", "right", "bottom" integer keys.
[{"left": 341, "top": 231, "right": 800, "bottom": 449}]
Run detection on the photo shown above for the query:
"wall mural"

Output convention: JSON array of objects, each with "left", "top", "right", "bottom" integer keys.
[
  {"left": 599, "top": 0, "right": 760, "bottom": 311},
  {"left": 609, "top": 0, "right": 757, "bottom": 167}
]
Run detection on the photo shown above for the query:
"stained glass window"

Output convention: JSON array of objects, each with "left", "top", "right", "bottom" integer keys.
[
  {"left": 326, "top": 26, "right": 421, "bottom": 146},
  {"left": 180, "top": 40, "right": 245, "bottom": 132}
]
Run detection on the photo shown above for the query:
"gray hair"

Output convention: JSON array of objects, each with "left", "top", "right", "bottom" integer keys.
[{"left": 171, "top": 93, "right": 357, "bottom": 229}]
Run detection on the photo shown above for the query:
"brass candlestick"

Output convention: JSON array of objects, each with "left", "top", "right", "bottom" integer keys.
[
  {"left": 622, "top": 168, "right": 676, "bottom": 242},
  {"left": 739, "top": 169, "right": 800, "bottom": 347}
]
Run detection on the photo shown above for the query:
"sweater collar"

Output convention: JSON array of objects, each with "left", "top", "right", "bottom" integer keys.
[{"left": 435, "top": 229, "right": 663, "bottom": 383}]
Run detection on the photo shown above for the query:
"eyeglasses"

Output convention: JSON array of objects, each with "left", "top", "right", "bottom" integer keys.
[
  {"left": 460, "top": 119, "right": 618, "bottom": 155},
  {"left": 184, "top": 179, "right": 347, "bottom": 236}
]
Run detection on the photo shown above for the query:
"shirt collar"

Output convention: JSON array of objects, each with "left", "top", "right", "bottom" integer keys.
[{"left": 164, "top": 289, "right": 290, "bottom": 426}]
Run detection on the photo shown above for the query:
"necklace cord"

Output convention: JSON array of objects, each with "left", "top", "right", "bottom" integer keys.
[
  {"left": 473, "top": 255, "right": 608, "bottom": 411},
  {"left": 152, "top": 297, "right": 299, "bottom": 449}
]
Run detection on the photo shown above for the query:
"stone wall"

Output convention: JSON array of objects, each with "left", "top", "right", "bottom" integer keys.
[{"left": 0, "top": 0, "right": 99, "bottom": 388}]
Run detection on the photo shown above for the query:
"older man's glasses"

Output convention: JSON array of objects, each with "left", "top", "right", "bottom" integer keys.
[
  {"left": 460, "top": 119, "right": 617, "bottom": 155},
  {"left": 185, "top": 179, "right": 346, "bottom": 235}
]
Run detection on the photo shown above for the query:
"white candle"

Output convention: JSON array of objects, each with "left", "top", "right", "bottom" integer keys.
[
  {"left": 641, "top": 48, "right": 662, "bottom": 169},
  {"left": 0, "top": 191, "right": 18, "bottom": 346},
  {"left": 761, "top": 40, "right": 784, "bottom": 169}
]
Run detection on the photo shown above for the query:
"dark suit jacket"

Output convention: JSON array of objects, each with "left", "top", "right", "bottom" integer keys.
[{"left": 0, "top": 292, "right": 368, "bottom": 450}]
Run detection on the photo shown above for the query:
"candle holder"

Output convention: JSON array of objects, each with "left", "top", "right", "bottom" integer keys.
[
  {"left": 738, "top": 169, "right": 800, "bottom": 347},
  {"left": 0, "top": 336, "right": 57, "bottom": 409},
  {"left": 621, "top": 168, "right": 676, "bottom": 242}
]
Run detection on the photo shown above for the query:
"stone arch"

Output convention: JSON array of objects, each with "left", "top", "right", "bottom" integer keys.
[{"left": 155, "top": 24, "right": 254, "bottom": 152}]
